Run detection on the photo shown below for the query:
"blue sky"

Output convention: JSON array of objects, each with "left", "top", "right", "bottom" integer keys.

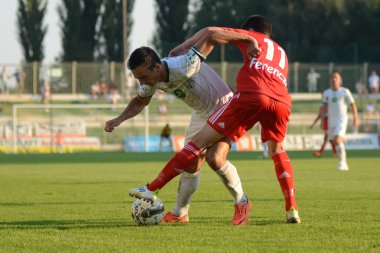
[{"left": 0, "top": 0, "right": 155, "bottom": 64}]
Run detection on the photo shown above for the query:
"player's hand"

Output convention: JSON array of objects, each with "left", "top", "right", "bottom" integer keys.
[
  {"left": 104, "top": 118, "right": 123, "bottom": 132},
  {"left": 246, "top": 38, "right": 261, "bottom": 59}
]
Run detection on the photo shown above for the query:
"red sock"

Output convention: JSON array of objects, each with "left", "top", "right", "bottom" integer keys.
[
  {"left": 319, "top": 135, "right": 328, "bottom": 153},
  {"left": 271, "top": 151, "right": 298, "bottom": 212},
  {"left": 330, "top": 141, "right": 337, "bottom": 155},
  {"left": 147, "top": 142, "right": 202, "bottom": 191}
]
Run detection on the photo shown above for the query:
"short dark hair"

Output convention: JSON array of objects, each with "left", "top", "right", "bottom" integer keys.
[
  {"left": 127, "top": 47, "right": 161, "bottom": 70},
  {"left": 242, "top": 15, "right": 272, "bottom": 36}
]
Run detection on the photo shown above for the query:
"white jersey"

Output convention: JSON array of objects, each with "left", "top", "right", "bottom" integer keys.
[
  {"left": 138, "top": 48, "right": 233, "bottom": 118},
  {"left": 322, "top": 87, "right": 355, "bottom": 127}
]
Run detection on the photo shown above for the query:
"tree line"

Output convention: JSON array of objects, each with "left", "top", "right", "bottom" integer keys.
[{"left": 17, "top": 0, "right": 380, "bottom": 63}]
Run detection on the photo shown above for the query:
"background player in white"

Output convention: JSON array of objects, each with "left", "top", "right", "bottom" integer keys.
[
  {"left": 104, "top": 47, "right": 248, "bottom": 223},
  {"left": 321, "top": 71, "right": 359, "bottom": 171}
]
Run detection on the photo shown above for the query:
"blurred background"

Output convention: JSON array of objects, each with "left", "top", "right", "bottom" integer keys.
[{"left": 0, "top": 0, "right": 379, "bottom": 153}]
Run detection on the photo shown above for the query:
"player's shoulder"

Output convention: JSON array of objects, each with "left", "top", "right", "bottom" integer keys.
[{"left": 323, "top": 88, "right": 332, "bottom": 94}]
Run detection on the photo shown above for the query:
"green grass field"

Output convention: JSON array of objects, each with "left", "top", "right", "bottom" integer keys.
[{"left": 1, "top": 151, "right": 380, "bottom": 252}]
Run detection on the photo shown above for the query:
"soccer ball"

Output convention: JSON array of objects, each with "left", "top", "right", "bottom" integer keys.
[{"left": 131, "top": 198, "right": 164, "bottom": 225}]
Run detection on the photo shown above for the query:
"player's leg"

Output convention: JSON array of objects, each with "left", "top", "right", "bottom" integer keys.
[
  {"left": 206, "top": 140, "right": 246, "bottom": 204},
  {"left": 335, "top": 135, "right": 348, "bottom": 170},
  {"left": 162, "top": 156, "right": 204, "bottom": 223},
  {"left": 205, "top": 140, "right": 251, "bottom": 225},
  {"left": 261, "top": 98, "right": 300, "bottom": 223},
  {"left": 332, "top": 123, "right": 348, "bottom": 171},
  {"left": 268, "top": 141, "right": 300, "bottom": 223},
  {"left": 162, "top": 113, "right": 205, "bottom": 223},
  {"left": 129, "top": 124, "right": 223, "bottom": 201},
  {"left": 330, "top": 140, "right": 337, "bottom": 156}
]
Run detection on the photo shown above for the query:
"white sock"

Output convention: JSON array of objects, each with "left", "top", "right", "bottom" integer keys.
[
  {"left": 337, "top": 143, "right": 347, "bottom": 163},
  {"left": 173, "top": 171, "right": 200, "bottom": 217},
  {"left": 263, "top": 142, "right": 269, "bottom": 158},
  {"left": 215, "top": 161, "right": 245, "bottom": 204}
]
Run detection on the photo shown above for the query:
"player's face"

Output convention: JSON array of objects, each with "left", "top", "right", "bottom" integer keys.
[
  {"left": 131, "top": 62, "right": 160, "bottom": 86},
  {"left": 330, "top": 73, "right": 342, "bottom": 90}
]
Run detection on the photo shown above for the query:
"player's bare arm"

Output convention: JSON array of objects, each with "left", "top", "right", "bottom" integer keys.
[
  {"left": 194, "top": 28, "right": 261, "bottom": 59},
  {"left": 169, "top": 27, "right": 212, "bottom": 57},
  {"left": 351, "top": 103, "right": 359, "bottom": 129},
  {"left": 104, "top": 95, "right": 152, "bottom": 132}
]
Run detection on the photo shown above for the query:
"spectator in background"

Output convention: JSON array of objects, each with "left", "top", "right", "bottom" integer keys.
[
  {"left": 0, "top": 67, "right": 9, "bottom": 94},
  {"left": 355, "top": 78, "right": 368, "bottom": 100},
  {"left": 91, "top": 80, "right": 100, "bottom": 100},
  {"left": 368, "top": 70, "right": 379, "bottom": 94},
  {"left": 55, "top": 129, "right": 64, "bottom": 153},
  {"left": 125, "top": 72, "right": 135, "bottom": 101},
  {"left": 159, "top": 123, "right": 173, "bottom": 151},
  {"left": 13, "top": 67, "right": 25, "bottom": 95},
  {"left": 307, "top": 68, "right": 320, "bottom": 93},
  {"left": 109, "top": 80, "right": 120, "bottom": 110},
  {"left": 40, "top": 80, "right": 51, "bottom": 112},
  {"left": 100, "top": 82, "right": 108, "bottom": 97}
]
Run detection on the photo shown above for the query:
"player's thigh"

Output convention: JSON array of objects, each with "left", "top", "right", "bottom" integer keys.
[
  {"left": 208, "top": 92, "right": 264, "bottom": 142},
  {"left": 329, "top": 122, "right": 347, "bottom": 142},
  {"left": 260, "top": 99, "right": 290, "bottom": 143}
]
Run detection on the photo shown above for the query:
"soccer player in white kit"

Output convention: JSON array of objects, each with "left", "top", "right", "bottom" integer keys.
[
  {"left": 104, "top": 47, "right": 249, "bottom": 223},
  {"left": 321, "top": 71, "right": 359, "bottom": 171}
]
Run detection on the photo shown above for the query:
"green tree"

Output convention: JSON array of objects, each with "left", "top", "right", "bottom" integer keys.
[
  {"left": 99, "top": 0, "right": 135, "bottom": 62},
  {"left": 17, "top": 0, "right": 47, "bottom": 62},
  {"left": 153, "top": 0, "right": 190, "bottom": 56},
  {"left": 189, "top": 0, "right": 265, "bottom": 61},
  {"left": 58, "top": 0, "right": 101, "bottom": 61}
]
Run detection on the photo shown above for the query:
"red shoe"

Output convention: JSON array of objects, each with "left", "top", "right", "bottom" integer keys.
[
  {"left": 232, "top": 199, "right": 252, "bottom": 225},
  {"left": 313, "top": 151, "right": 322, "bottom": 157},
  {"left": 161, "top": 211, "right": 189, "bottom": 223}
]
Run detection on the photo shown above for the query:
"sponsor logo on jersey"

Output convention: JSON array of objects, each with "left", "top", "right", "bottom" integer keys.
[
  {"left": 217, "top": 122, "right": 225, "bottom": 129},
  {"left": 173, "top": 89, "right": 186, "bottom": 98}
]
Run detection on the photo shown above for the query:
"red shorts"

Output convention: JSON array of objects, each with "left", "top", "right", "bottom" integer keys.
[{"left": 208, "top": 92, "right": 290, "bottom": 143}]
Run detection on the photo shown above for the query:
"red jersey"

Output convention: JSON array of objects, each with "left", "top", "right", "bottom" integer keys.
[{"left": 222, "top": 28, "right": 291, "bottom": 107}]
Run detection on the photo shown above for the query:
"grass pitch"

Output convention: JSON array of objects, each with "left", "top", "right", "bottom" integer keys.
[{"left": 0, "top": 151, "right": 379, "bottom": 252}]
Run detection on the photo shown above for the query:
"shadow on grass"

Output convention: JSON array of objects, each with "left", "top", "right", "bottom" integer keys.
[{"left": 0, "top": 219, "right": 135, "bottom": 230}]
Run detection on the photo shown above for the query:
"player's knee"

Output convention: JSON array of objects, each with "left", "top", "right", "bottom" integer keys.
[{"left": 205, "top": 150, "right": 226, "bottom": 170}]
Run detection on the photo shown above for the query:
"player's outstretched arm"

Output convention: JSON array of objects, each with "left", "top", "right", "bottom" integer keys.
[
  {"left": 104, "top": 95, "right": 152, "bottom": 132},
  {"left": 194, "top": 28, "right": 261, "bottom": 59}
]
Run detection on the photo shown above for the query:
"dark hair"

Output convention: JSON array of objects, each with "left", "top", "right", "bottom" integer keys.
[
  {"left": 242, "top": 15, "right": 272, "bottom": 36},
  {"left": 127, "top": 47, "right": 161, "bottom": 70}
]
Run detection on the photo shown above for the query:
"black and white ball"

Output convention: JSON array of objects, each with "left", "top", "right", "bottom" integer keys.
[{"left": 131, "top": 198, "right": 164, "bottom": 225}]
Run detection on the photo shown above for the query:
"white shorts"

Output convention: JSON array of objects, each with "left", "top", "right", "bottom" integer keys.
[
  {"left": 185, "top": 111, "right": 207, "bottom": 144},
  {"left": 328, "top": 121, "right": 347, "bottom": 140}
]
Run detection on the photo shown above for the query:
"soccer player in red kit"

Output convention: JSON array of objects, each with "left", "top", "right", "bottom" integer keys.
[{"left": 129, "top": 15, "right": 301, "bottom": 224}]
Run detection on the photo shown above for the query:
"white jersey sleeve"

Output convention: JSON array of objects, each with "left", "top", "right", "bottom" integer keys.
[
  {"left": 344, "top": 88, "right": 355, "bottom": 105},
  {"left": 138, "top": 84, "right": 157, "bottom": 98},
  {"left": 167, "top": 47, "right": 206, "bottom": 79}
]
